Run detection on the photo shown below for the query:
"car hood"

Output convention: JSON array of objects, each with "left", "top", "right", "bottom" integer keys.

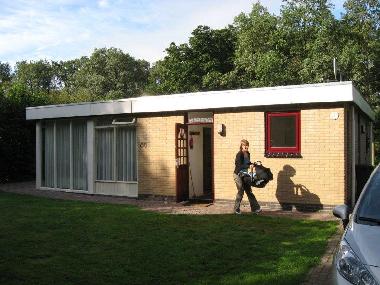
[{"left": 345, "top": 222, "right": 380, "bottom": 267}]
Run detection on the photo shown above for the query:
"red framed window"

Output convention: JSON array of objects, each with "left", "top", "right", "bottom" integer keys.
[{"left": 265, "top": 111, "right": 301, "bottom": 157}]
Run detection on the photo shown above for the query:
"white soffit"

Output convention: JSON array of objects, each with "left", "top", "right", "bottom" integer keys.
[
  {"left": 352, "top": 86, "right": 376, "bottom": 120},
  {"left": 25, "top": 81, "right": 375, "bottom": 121}
]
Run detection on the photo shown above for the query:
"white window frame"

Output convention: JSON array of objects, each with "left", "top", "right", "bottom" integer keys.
[
  {"left": 40, "top": 119, "right": 88, "bottom": 192},
  {"left": 95, "top": 121, "right": 137, "bottom": 183}
]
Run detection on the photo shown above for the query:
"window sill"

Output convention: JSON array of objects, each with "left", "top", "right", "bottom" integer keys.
[
  {"left": 264, "top": 152, "right": 302, "bottom": 158},
  {"left": 95, "top": 180, "right": 138, "bottom": 184}
]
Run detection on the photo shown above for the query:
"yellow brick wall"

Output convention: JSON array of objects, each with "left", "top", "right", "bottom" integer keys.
[
  {"left": 136, "top": 115, "right": 183, "bottom": 196},
  {"left": 214, "top": 107, "right": 346, "bottom": 206}
]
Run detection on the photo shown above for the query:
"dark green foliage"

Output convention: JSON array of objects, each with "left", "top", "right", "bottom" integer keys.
[
  {"left": 338, "top": 0, "right": 380, "bottom": 162},
  {"left": 72, "top": 48, "right": 150, "bottom": 100},
  {"left": 0, "top": 82, "right": 50, "bottom": 183},
  {"left": 146, "top": 25, "right": 237, "bottom": 94},
  {"left": 0, "top": 62, "right": 12, "bottom": 83},
  {"left": 15, "top": 60, "right": 55, "bottom": 95},
  {"left": 0, "top": 192, "right": 338, "bottom": 285}
]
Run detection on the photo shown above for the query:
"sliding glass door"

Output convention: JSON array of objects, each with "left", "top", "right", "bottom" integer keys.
[{"left": 41, "top": 120, "right": 87, "bottom": 191}]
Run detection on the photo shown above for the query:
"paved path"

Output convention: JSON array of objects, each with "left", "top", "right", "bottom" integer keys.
[{"left": 0, "top": 181, "right": 343, "bottom": 284}]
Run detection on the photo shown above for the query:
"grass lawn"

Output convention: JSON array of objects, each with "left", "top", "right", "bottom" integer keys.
[{"left": 0, "top": 192, "right": 338, "bottom": 285}]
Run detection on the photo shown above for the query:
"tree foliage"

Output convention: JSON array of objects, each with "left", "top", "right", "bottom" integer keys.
[
  {"left": 146, "top": 25, "right": 237, "bottom": 94},
  {"left": 0, "top": 62, "right": 12, "bottom": 83},
  {"left": 72, "top": 48, "right": 149, "bottom": 100}
]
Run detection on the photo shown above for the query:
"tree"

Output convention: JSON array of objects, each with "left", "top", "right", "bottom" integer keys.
[
  {"left": 72, "top": 48, "right": 149, "bottom": 100},
  {"left": 338, "top": 0, "right": 380, "bottom": 162},
  {"left": 0, "top": 81, "right": 50, "bottom": 183},
  {"left": 14, "top": 60, "right": 55, "bottom": 95},
  {"left": 339, "top": 0, "right": 380, "bottom": 100},
  {"left": 146, "top": 25, "right": 237, "bottom": 94},
  {"left": 52, "top": 57, "right": 88, "bottom": 93},
  {"left": 233, "top": 3, "right": 286, "bottom": 87},
  {"left": 278, "top": 0, "right": 339, "bottom": 84},
  {"left": 0, "top": 62, "right": 12, "bottom": 83}
]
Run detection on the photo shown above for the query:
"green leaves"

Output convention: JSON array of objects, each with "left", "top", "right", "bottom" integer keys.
[
  {"left": 70, "top": 48, "right": 149, "bottom": 101},
  {"left": 146, "top": 25, "right": 237, "bottom": 94},
  {"left": 0, "top": 62, "right": 12, "bottom": 83}
]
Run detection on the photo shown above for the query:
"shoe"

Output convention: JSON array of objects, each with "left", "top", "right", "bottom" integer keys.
[
  {"left": 253, "top": 208, "right": 262, "bottom": 214},
  {"left": 234, "top": 209, "right": 241, "bottom": 215}
]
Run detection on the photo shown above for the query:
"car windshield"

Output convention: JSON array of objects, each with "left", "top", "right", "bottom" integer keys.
[{"left": 356, "top": 166, "right": 380, "bottom": 225}]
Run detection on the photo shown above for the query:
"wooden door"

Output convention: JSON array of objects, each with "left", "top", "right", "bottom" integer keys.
[{"left": 175, "top": 123, "right": 189, "bottom": 202}]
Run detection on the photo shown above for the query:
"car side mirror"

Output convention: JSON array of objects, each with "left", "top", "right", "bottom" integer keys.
[{"left": 333, "top": 205, "right": 350, "bottom": 228}]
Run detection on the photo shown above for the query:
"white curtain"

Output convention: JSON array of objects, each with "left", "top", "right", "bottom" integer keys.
[
  {"left": 56, "top": 122, "right": 70, "bottom": 189},
  {"left": 72, "top": 121, "right": 87, "bottom": 190},
  {"left": 42, "top": 122, "right": 54, "bottom": 187},
  {"left": 42, "top": 120, "right": 88, "bottom": 191},
  {"left": 96, "top": 128, "right": 114, "bottom": 180},
  {"left": 117, "top": 127, "right": 137, "bottom": 181}
]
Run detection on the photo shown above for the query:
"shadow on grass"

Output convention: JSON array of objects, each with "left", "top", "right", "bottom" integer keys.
[{"left": 0, "top": 192, "right": 338, "bottom": 285}]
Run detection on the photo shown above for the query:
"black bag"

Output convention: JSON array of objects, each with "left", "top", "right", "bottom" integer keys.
[
  {"left": 241, "top": 161, "right": 273, "bottom": 188},
  {"left": 252, "top": 163, "right": 273, "bottom": 188}
]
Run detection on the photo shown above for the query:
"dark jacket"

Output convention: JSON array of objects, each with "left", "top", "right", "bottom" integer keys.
[{"left": 234, "top": 150, "right": 251, "bottom": 174}]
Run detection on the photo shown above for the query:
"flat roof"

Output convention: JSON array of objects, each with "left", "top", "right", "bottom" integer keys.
[{"left": 26, "top": 81, "right": 375, "bottom": 121}]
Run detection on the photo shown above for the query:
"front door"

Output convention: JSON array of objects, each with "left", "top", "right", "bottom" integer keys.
[{"left": 175, "top": 123, "right": 189, "bottom": 202}]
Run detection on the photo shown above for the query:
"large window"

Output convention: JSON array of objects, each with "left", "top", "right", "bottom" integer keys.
[
  {"left": 265, "top": 111, "right": 301, "bottom": 157},
  {"left": 72, "top": 121, "right": 88, "bottom": 190},
  {"left": 56, "top": 122, "right": 70, "bottom": 189},
  {"left": 95, "top": 119, "right": 137, "bottom": 182},
  {"left": 41, "top": 120, "right": 87, "bottom": 190}
]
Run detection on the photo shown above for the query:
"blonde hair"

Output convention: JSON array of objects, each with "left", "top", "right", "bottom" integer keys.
[{"left": 239, "top": 139, "right": 249, "bottom": 150}]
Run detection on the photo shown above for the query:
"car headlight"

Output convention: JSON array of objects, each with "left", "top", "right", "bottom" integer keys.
[{"left": 336, "top": 239, "right": 378, "bottom": 285}]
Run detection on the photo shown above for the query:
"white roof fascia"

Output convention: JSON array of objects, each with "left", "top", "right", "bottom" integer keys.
[
  {"left": 131, "top": 82, "right": 354, "bottom": 114},
  {"left": 352, "top": 86, "right": 376, "bottom": 121},
  {"left": 26, "top": 99, "right": 132, "bottom": 120},
  {"left": 25, "top": 81, "right": 375, "bottom": 121}
]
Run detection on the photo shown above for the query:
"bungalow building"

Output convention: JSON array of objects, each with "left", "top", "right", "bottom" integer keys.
[{"left": 26, "top": 81, "right": 375, "bottom": 210}]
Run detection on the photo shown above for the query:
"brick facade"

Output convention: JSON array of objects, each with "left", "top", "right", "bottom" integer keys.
[
  {"left": 214, "top": 107, "right": 346, "bottom": 208},
  {"left": 137, "top": 115, "right": 183, "bottom": 197},
  {"left": 134, "top": 106, "right": 372, "bottom": 208}
]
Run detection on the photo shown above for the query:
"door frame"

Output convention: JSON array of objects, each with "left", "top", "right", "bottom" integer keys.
[{"left": 182, "top": 112, "right": 215, "bottom": 202}]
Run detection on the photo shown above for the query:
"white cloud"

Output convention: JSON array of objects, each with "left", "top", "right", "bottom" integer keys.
[
  {"left": 98, "top": 0, "right": 109, "bottom": 8},
  {"left": 0, "top": 0, "right": 345, "bottom": 67}
]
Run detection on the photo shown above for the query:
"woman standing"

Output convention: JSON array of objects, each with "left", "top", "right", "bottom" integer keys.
[{"left": 233, "top": 139, "right": 261, "bottom": 214}]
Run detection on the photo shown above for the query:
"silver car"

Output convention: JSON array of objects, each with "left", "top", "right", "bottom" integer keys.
[{"left": 332, "top": 164, "right": 380, "bottom": 285}]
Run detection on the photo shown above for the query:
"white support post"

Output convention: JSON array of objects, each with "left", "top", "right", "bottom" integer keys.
[
  {"left": 113, "top": 126, "right": 117, "bottom": 181},
  {"left": 35, "top": 121, "right": 42, "bottom": 189},
  {"left": 70, "top": 121, "right": 73, "bottom": 190},
  {"left": 53, "top": 122, "right": 57, "bottom": 189},
  {"left": 87, "top": 120, "right": 94, "bottom": 194}
]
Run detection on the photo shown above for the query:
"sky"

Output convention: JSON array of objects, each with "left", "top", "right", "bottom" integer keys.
[{"left": 0, "top": 0, "right": 346, "bottom": 67}]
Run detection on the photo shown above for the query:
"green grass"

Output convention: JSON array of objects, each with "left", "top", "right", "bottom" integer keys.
[{"left": 0, "top": 192, "right": 338, "bottom": 285}]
